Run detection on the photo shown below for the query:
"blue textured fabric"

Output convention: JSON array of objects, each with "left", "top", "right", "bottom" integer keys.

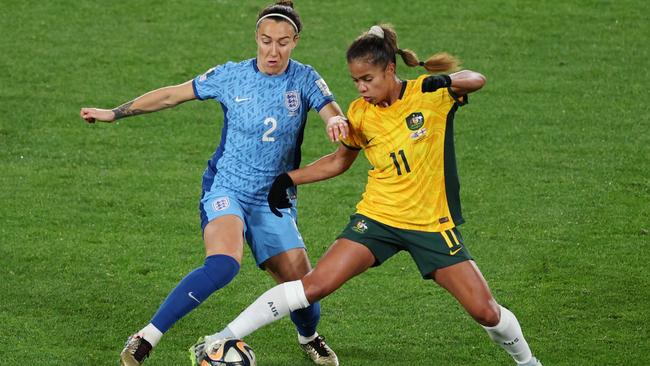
[
  {"left": 192, "top": 58, "right": 335, "bottom": 205},
  {"left": 290, "top": 301, "right": 321, "bottom": 337},
  {"left": 151, "top": 254, "right": 240, "bottom": 333},
  {"left": 199, "top": 189, "right": 306, "bottom": 266}
]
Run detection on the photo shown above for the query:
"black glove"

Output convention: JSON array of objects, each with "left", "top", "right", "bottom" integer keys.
[
  {"left": 422, "top": 74, "right": 452, "bottom": 92},
  {"left": 267, "top": 173, "right": 295, "bottom": 217}
]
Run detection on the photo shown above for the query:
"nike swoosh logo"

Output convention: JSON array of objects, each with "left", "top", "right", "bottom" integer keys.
[
  {"left": 188, "top": 292, "right": 200, "bottom": 303},
  {"left": 449, "top": 248, "right": 462, "bottom": 256},
  {"left": 235, "top": 96, "right": 251, "bottom": 102}
]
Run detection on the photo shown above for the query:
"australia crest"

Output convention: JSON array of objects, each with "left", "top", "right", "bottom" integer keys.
[
  {"left": 351, "top": 219, "right": 368, "bottom": 234},
  {"left": 405, "top": 112, "right": 425, "bottom": 131}
]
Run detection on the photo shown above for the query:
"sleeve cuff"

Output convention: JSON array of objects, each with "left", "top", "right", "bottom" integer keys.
[
  {"left": 448, "top": 87, "right": 468, "bottom": 106},
  {"left": 315, "top": 97, "right": 335, "bottom": 112},
  {"left": 340, "top": 140, "right": 362, "bottom": 151},
  {"left": 192, "top": 79, "right": 204, "bottom": 101}
]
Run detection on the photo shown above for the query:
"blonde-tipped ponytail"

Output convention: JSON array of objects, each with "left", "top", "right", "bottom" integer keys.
[
  {"left": 397, "top": 48, "right": 460, "bottom": 73},
  {"left": 419, "top": 52, "right": 460, "bottom": 73},
  {"left": 347, "top": 24, "right": 461, "bottom": 74}
]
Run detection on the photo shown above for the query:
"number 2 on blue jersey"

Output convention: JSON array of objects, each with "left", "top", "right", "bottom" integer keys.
[{"left": 262, "top": 117, "right": 277, "bottom": 142}]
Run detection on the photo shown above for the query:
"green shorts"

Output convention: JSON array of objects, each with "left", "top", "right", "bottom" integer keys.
[{"left": 337, "top": 213, "right": 473, "bottom": 279}]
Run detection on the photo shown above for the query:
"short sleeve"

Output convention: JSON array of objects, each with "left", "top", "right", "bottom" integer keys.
[
  {"left": 302, "top": 66, "right": 335, "bottom": 112},
  {"left": 447, "top": 87, "right": 469, "bottom": 106},
  {"left": 192, "top": 63, "right": 233, "bottom": 101}
]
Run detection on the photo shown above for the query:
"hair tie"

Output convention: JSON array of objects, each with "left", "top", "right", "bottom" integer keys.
[
  {"left": 368, "top": 25, "right": 384, "bottom": 39},
  {"left": 419, "top": 61, "right": 425, "bottom": 67}
]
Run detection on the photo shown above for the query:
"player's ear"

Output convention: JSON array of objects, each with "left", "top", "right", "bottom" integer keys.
[
  {"left": 293, "top": 33, "right": 300, "bottom": 45},
  {"left": 385, "top": 62, "right": 396, "bottom": 77}
]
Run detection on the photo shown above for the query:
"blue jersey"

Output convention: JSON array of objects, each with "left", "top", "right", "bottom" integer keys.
[{"left": 192, "top": 58, "right": 335, "bottom": 205}]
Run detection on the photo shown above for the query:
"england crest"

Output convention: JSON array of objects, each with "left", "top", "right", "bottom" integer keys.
[
  {"left": 211, "top": 197, "right": 230, "bottom": 211},
  {"left": 285, "top": 90, "right": 300, "bottom": 115}
]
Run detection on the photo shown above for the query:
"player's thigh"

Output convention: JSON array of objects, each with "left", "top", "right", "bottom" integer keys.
[
  {"left": 302, "top": 213, "right": 406, "bottom": 300},
  {"left": 200, "top": 191, "right": 246, "bottom": 261},
  {"left": 203, "top": 215, "right": 245, "bottom": 260},
  {"left": 246, "top": 204, "right": 306, "bottom": 269},
  {"left": 302, "top": 238, "right": 376, "bottom": 303},
  {"left": 264, "top": 247, "right": 312, "bottom": 283}
]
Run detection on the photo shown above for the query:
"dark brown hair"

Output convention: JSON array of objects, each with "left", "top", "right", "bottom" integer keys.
[
  {"left": 346, "top": 24, "right": 460, "bottom": 73},
  {"left": 258, "top": 0, "right": 302, "bottom": 33}
]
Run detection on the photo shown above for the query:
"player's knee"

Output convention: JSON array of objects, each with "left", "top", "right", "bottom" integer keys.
[
  {"left": 302, "top": 280, "right": 332, "bottom": 304},
  {"left": 203, "top": 254, "right": 240, "bottom": 290},
  {"left": 471, "top": 300, "right": 500, "bottom": 327}
]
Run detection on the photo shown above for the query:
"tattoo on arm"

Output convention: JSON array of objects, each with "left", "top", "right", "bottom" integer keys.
[{"left": 112, "top": 101, "right": 145, "bottom": 120}]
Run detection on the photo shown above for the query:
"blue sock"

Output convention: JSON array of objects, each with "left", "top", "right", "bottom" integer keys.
[
  {"left": 290, "top": 301, "right": 321, "bottom": 337},
  {"left": 151, "top": 254, "right": 239, "bottom": 333}
]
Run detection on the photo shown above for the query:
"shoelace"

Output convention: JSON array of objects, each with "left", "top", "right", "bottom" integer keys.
[
  {"left": 308, "top": 337, "right": 331, "bottom": 357},
  {"left": 131, "top": 338, "right": 152, "bottom": 362}
]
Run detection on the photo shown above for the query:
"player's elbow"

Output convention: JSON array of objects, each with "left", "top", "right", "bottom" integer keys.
[
  {"left": 163, "top": 91, "right": 183, "bottom": 108},
  {"left": 334, "top": 159, "right": 353, "bottom": 175},
  {"left": 469, "top": 71, "right": 487, "bottom": 91},
  {"left": 162, "top": 83, "right": 194, "bottom": 108}
]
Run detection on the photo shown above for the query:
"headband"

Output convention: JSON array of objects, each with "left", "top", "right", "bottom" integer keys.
[{"left": 256, "top": 13, "right": 299, "bottom": 33}]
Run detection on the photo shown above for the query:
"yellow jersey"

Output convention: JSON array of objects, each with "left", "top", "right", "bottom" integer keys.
[{"left": 342, "top": 74, "right": 468, "bottom": 232}]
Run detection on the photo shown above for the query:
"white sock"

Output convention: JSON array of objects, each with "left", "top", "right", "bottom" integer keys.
[
  {"left": 138, "top": 323, "right": 163, "bottom": 347},
  {"left": 206, "top": 327, "right": 236, "bottom": 345},
  {"left": 482, "top": 305, "right": 533, "bottom": 364},
  {"left": 298, "top": 332, "right": 319, "bottom": 344},
  {"left": 209, "top": 280, "right": 309, "bottom": 341}
]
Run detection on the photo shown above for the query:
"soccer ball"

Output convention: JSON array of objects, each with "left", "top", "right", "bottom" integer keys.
[{"left": 200, "top": 338, "right": 257, "bottom": 366}]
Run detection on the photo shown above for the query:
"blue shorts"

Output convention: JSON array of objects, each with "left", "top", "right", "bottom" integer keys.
[{"left": 199, "top": 188, "right": 305, "bottom": 268}]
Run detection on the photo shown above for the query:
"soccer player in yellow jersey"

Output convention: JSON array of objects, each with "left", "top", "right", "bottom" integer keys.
[{"left": 195, "top": 25, "right": 542, "bottom": 366}]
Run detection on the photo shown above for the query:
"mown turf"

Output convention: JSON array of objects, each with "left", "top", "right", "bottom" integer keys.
[{"left": 1, "top": 0, "right": 648, "bottom": 365}]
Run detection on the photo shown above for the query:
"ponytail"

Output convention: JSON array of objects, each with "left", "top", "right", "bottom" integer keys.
[
  {"left": 396, "top": 47, "right": 460, "bottom": 74},
  {"left": 414, "top": 52, "right": 460, "bottom": 73},
  {"left": 348, "top": 24, "right": 461, "bottom": 74}
]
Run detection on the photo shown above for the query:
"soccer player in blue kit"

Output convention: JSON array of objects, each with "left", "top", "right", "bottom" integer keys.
[{"left": 80, "top": 1, "right": 346, "bottom": 365}]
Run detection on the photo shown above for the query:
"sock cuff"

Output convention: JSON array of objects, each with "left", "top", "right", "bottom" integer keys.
[
  {"left": 482, "top": 305, "right": 514, "bottom": 332},
  {"left": 298, "top": 332, "right": 319, "bottom": 344},
  {"left": 139, "top": 323, "right": 164, "bottom": 347},
  {"left": 204, "top": 254, "right": 240, "bottom": 283},
  {"left": 284, "top": 280, "right": 310, "bottom": 311}
]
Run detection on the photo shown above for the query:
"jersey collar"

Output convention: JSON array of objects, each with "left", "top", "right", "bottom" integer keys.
[{"left": 398, "top": 79, "right": 407, "bottom": 100}]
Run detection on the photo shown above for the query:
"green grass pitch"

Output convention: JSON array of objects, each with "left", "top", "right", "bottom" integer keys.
[{"left": 1, "top": 0, "right": 648, "bottom": 365}]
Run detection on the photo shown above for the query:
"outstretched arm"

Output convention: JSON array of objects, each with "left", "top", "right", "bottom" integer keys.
[
  {"left": 449, "top": 70, "right": 486, "bottom": 95},
  {"left": 267, "top": 144, "right": 359, "bottom": 217},
  {"left": 79, "top": 80, "right": 196, "bottom": 123},
  {"left": 318, "top": 101, "right": 349, "bottom": 142},
  {"left": 422, "top": 70, "right": 486, "bottom": 95},
  {"left": 290, "top": 144, "right": 359, "bottom": 185}
]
